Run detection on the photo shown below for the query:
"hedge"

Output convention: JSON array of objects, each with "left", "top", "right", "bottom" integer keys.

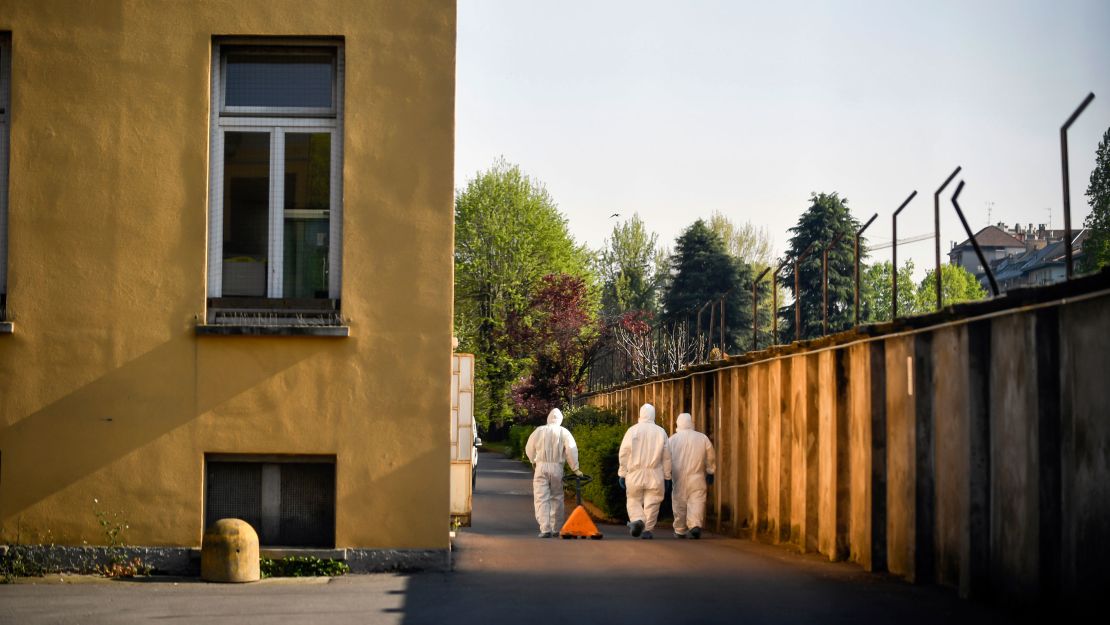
[{"left": 507, "top": 424, "right": 535, "bottom": 461}]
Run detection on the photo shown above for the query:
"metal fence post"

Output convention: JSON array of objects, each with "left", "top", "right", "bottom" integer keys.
[
  {"left": 822, "top": 230, "right": 847, "bottom": 336},
  {"left": 934, "top": 166, "right": 962, "bottom": 309},
  {"left": 892, "top": 191, "right": 918, "bottom": 320},
  {"left": 752, "top": 266, "right": 771, "bottom": 350},
  {"left": 794, "top": 241, "right": 817, "bottom": 342},
  {"left": 951, "top": 181, "right": 1000, "bottom": 295},
  {"left": 1060, "top": 92, "right": 1095, "bottom": 279},
  {"left": 855, "top": 213, "right": 878, "bottom": 326}
]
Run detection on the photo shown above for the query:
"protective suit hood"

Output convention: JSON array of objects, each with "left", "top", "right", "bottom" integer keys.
[
  {"left": 638, "top": 403, "right": 656, "bottom": 424},
  {"left": 547, "top": 408, "right": 564, "bottom": 426},
  {"left": 677, "top": 413, "right": 694, "bottom": 430}
]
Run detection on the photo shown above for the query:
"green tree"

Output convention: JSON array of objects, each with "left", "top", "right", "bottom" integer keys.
[
  {"left": 510, "top": 274, "right": 601, "bottom": 423},
  {"left": 662, "top": 220, "right": 754, "bottom": 353},
  {"left": 707, "top": 211, "right": 775, "bottom": 268},
  {"left": 780, "top": 193, "right": 860, "bottom": 341},
  {"left": 1081, "top": 126, "right": 1110, "bottom": 272},
  {"left": 595, "top": 213, "right": 666, "bottom": 317},
  {"left": 916, "top": 264, "right": 987, "bottom": 312},
  {"left": 861, "top": 259, "right": 920, "bottom": 322},
  {"left": 707, "top": 212, "right": 777, "bottom": 347},
  {"left": 454, "top": 160, "right": 592, "bottom": 429}
]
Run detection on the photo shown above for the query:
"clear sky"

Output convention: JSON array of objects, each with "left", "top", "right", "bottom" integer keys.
[{"left": 456, "top": 0, "right": 1110, "bottom": 278}]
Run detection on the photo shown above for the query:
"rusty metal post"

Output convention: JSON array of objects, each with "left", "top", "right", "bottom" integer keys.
[
  {"left": 855, "top": 213, "right": 878, "bottom": 325},
  {"left": 719, "top": 297, "right": 726, "bottom": 353},
  {"left": 951, "top": 181, "right": 1000, "bottom": 295},
  {"left": 793, "top": 241, "right": 817, "bottom": 342},
  {"left": 892, "top": 191, "right": 918, "bottom": 320},
  {"left": 771, "top": 258, "right": 790, "bottom": 346},
  {"left": 822, "top": 230, "right": 847, "bottom": 336},
  {"left": 1060, "top": 92, "right": 1095, "bottom": 279},
  {"left": 707, "top": 300, "right": 716, "bottom": 347},
  {"left": 752, "top": 266, "right": 771, "bottom": 350},
  {"left": 934, "top": 166, "right": 962, "bottom": 310}
]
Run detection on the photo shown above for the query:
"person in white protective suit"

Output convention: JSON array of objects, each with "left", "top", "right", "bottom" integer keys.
[
  {"left": 668, "top": 413, "right": 716, "bottom": 539},
  {"left": 525, "top": 408, "right": 583, "bottom": 538},
  {"left": 618, "top": 403, "right": 672, "bottom": 539}
]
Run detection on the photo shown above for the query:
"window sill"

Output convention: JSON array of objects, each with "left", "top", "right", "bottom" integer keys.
[
  {"left": 195, "top": 324, "right": 349, "bottom": 337},
  {"left": 0, "top": 321, "right": 12, "bottom": 334}
]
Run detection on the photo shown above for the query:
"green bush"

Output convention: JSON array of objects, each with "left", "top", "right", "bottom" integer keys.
[
  {"left": 563, "top": 405, "right": 623, "bottom": 429},
  {"left": 260, "top": 556, "right": 349, "bottom": 578},
  {"left": 569, "top": 423, "right": 628, "bottom": 522},
  {"left": 507, "top": 424, "right": 536, "bottom": 461}
]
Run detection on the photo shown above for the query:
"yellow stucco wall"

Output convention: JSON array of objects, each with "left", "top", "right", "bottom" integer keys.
[{"left": 0, "top": 1, "right": 456, "bottom": 549}]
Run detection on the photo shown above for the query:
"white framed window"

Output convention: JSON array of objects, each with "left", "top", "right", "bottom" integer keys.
[
  {"left": 1, "top": 33, "right": 11, "bottom": 311},
  {"left": 207, "top": 39, "right": 344, "bottom": 306}
]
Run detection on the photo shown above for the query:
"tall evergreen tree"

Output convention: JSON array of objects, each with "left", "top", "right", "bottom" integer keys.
[
  {"left": 1081, "top": 126, "right": 1110, "bottom": 272},
  {"left": 662, "top": 220, "right": 754, "bottom": 353},
  {"left": 780, "top": 193, "right": 860, "bottom": 341}
]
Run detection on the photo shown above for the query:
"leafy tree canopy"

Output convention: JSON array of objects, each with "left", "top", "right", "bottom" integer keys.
[
  {"left": 918, "top": 264, "right": 987, "bottom": 311},
  {"left": 595, "top": 213, "right": 667, "bottom": 317},
  {"left": 510, "top": 274, "right": 601, "bottom": 423},
  {"left": 861, "top": 259, "right": 919, "bottom": 322},
  {"left": 454, "top": 159, "right": 594, "bottom": 429},
  {"left": 1081, "top": 125, "right": 1110, "bottom": 272}
]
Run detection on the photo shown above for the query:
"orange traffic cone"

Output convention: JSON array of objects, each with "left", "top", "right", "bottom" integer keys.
[{"left": 560, "top": 474, "right": 603, "bottom": 539}]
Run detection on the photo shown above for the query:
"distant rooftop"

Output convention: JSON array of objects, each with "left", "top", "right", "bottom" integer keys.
[{"left": 953, "top": 225, "right": 1025, "bottom": 250}]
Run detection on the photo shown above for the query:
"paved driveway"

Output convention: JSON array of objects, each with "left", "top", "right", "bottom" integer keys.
[{"left": 0, "top": 452, "right": 1015, "bottom": 624}]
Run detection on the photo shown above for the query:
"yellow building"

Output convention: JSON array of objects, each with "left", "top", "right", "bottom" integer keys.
[{"left": 0, "top": 1, "right": 456, "bottom": 571}]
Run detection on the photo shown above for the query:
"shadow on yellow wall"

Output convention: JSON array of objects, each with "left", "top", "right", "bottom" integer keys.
[{"left": 1, "top": 335, "right": 311, "bottom": 520}]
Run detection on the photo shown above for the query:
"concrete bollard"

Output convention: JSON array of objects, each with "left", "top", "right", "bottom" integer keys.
[{"left": 201, "top": 518, "right": 260, "bottom": 582}]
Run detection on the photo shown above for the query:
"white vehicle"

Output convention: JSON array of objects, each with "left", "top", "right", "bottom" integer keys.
[{"left": 451, "top": 353, "right": 477, "bottom": 526}]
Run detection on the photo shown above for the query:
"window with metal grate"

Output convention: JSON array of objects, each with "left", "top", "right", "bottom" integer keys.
[{"left": 205, "top": 457, "right": 336, "bottom": 547}]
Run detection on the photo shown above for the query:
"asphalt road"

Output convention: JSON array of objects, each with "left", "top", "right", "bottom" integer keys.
[{"left": 0, "top": 452, "right": 1016, "bottom": 624}]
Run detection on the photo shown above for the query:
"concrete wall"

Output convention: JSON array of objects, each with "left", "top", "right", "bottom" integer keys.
[
  {"left": 0, "top": 0, "right": 456, "bottom": 554},
  {"left": 582, "top": 279, "right": 1110, "bottom": 605}
]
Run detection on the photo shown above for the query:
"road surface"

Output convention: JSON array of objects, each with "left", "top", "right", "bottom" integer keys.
[{"left": 0, "top": 452, "right": 1015, "bottom": 624}]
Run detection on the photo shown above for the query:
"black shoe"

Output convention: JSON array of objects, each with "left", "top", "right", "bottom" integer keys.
[
  {"left": 674, "top": 532, "right": 687, "bottom": 539},
  {"left": 641, "top": 531, "right": 654, "bottom": 540},
  {"left": 690, "top": 527, "right": 701, "bottom": 539},
  {"left": 628, "top": 520, "right": 645, "bottom": 537},
  {"left": 538, "top": 531, "right": 552, "bottom": 538}
]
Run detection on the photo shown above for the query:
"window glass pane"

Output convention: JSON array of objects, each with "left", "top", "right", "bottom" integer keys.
[
  {"left": 283, "top": 133, "right": 330, "bottom": 299},
  {"left": 222, "top": 131, "right": 270, "bottom": 297},
  {"left": 225, "top": 52, "right": 333, "bottom": 109}
]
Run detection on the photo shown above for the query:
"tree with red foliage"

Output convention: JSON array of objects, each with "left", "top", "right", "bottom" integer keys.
[{"left": 510, "top": 273, "right": 604, "bottom": 423}]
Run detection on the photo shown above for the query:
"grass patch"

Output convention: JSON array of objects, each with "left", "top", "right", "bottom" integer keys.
[{"left": 260, "top": 556, "right": 350, "bottom": 578}]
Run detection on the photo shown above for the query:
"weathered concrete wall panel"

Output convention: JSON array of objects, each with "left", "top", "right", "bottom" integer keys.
[
  {"left": 847, "top": 343, "right": 873, "bottom": 569},
  {"left": 817, "top": 350, "right": 839, "bottom": 559},
  {"left": 789, "top": 355, "right": 810, "bottom": 550},
  {"left": 1060, "top": 297, "right": 1110, "bottom": 600},
  {"left": 885, "top": 336, "right": 915, "bottom": 579},
  {"left": 989, "top": 313, "right": 1040, "bottom": 601},
  {"left": 932, "top": 326, "right": 970, "bottom": 591}
]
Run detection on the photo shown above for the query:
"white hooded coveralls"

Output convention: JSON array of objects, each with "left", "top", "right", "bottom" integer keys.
[
  {"left": 668, "top": 413, "right": 716, "bottom": 535},
  {"left": 618, "top": 404, "right": 672, "bottom": 531},
  {"left": 525, "top": 409, "right": 580, "bottom": 534}
]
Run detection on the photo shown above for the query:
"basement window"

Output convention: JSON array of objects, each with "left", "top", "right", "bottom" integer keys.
[
  {"left": 204, "top": 39, "right": 345, "bottom": 334},
  {"left": 204, "top": 455, "right": 336, "bottom": 548}
]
